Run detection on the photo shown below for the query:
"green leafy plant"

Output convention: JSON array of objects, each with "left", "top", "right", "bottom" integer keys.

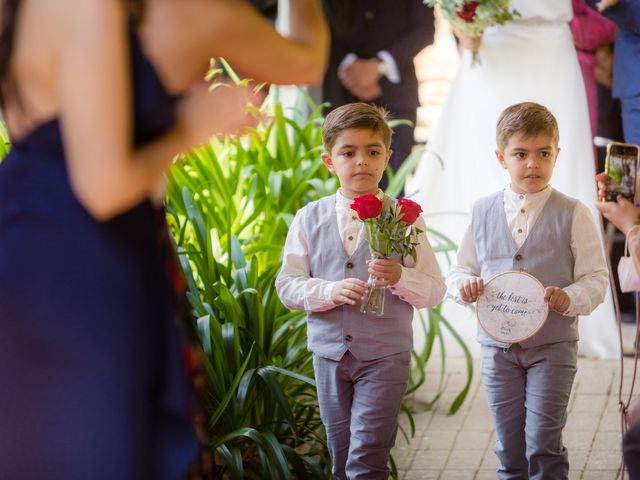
[
  {"left": 0, "top": 121, "right": 10, "bottom": 161},
  {"left": 165, "top": 88, "right": 473, "bottom": 478},
  {"left": 166, "top": 91, "right": 336, "bottom": 478}
]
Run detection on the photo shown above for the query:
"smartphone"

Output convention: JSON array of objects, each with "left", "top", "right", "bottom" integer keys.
[{"left": 604, "top": 141, "right": 640, "bottom": 202}]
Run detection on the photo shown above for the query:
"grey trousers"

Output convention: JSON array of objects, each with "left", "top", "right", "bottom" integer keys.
[
  {"left": 481, "top": 341, "right": 578, "bottom": 480},
  {"left": 313, "top": 350, "right": 411, "bottom": 480}
]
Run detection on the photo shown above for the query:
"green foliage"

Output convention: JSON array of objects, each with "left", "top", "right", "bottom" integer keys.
[
  {"left": 166, "top": 91, "right": 336, "bottom": 478},
  {"left": 0, "top": 121, "right": 10, "bottom": 161},
  {"left": 166, "top": 88, "right": 473, "bottom": 478}
]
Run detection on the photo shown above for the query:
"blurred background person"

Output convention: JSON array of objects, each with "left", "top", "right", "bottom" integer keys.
[
  {"left": 583, "top": 0, "right": 639, "bottom": 339},
  {"left": 595, "top": 171, "right": 640, "bottom": 478},
  {"left": 570, "top": 0, "right": 616, "bottom": 154},
  {"left": 586, "top": 0, "right": 640, "bottom": 145},
  {"left": 0, "top": 1, "right": 327, "bottom": 478}
]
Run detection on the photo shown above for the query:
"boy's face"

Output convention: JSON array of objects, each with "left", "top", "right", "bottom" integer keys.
[
  {"left": 321, "top": 128, "right": 391, "bottom": 199},
  {"left": 496, "top": 132, "right": 559, "bottom": 195}
]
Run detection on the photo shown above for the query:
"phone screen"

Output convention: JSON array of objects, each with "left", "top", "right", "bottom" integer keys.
[{"left": 605, "top": 143, "right": 639, "bottom": 202}]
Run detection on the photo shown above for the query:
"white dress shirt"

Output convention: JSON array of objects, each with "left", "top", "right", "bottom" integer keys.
[
  {"left": 447, "top": 186, "right": 609, "bottom": 317},
  {"left": 276, "top": 190, "right": 446, "bottom": 313}
]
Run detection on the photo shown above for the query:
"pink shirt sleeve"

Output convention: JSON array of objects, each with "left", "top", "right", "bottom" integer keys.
[{"left": 570, "top": 0, "right": 617, "bottom": 52}]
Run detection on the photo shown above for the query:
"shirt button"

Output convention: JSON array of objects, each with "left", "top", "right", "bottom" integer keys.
[
  {"left": 364, "top": 10, "right": 374, "bottom": 19},
  {"left": 345, "top": 334, "right": 353, "bottom": 342},
  {"left": 346, "top": 262, "right": 354, "bottom": 269},
  {"left": 351, "top": 216, "right": 357, "bottom": 221},
  {"left": 517, "top": 228, "right": 522, "bottom": 234},
  {"left": 515, "top": 254, "right": 523, "bottom": 261},
  {"left": 519, "top": 195, "right": 524, "bottom": 200},
  {"left": 348, "top": 235, "right": 354, "bottom": 241},
  {"left": 520, "top": 209, "right": 525, "bottom": 214}
]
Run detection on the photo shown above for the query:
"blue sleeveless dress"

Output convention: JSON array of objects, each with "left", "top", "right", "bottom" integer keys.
[{"left": 0, "top": 30, "right": 198, "bottom": 479}]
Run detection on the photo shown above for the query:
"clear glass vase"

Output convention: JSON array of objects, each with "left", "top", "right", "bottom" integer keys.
[{"left": 360, "top": 254, "right": 385, "bottom": 316}]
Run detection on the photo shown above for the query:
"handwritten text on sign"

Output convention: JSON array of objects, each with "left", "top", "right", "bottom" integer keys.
[
  {"left": 489, "top": 291, "right": 531, "bottom": 318},
  {"left": 476, "top": 272, "right": 547, "bottom": 343}
]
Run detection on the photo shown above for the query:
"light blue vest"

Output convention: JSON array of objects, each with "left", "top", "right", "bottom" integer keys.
[
  {"left": 303, "top": 195, "right": 414, "bottom": 361},
  {"left": 472, "top": 189, "right": 578, "bottom": 348}
]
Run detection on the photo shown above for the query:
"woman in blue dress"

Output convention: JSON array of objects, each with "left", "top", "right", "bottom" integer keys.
[{"left": 0, "top": 1, "right": 327, "bottom": 478}]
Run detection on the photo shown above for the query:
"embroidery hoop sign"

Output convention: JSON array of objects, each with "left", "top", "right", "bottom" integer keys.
[{"left": 476, "top": 271, "right": 548, "bottom": 343}]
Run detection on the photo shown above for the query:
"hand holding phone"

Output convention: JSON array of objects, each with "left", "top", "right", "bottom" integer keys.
[{"left": 604, "top": 142, "right": 640, "bottom": 202}]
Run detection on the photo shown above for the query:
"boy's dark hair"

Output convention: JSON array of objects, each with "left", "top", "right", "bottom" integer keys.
[
  {"left": 496, "top": 102, "right": 559, "bottom": 152},
  {"left": 322, "top": 102, "right": 393, "bottom": 151}
]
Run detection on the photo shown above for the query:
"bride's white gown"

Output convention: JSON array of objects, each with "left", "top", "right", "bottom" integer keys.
[{"left": 411, "top": 0, "right": 618, "bottom": 358}]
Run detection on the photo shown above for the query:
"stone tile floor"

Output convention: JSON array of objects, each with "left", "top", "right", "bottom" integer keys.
[{"left": 392, "top": 354, "right": 638, "bottom": 479}]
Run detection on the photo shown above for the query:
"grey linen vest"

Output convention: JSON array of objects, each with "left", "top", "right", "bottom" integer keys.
[
  {"left": 303, "top": 195, "right": 414, "bottom": 361},
  {"left": 472, "top": 189, "right": 578, "bottom": 348}
]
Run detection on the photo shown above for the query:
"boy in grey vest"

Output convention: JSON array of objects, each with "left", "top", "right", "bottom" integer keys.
[
  {"left": 448, "top": 102, "right": 609, "bottom": 480},
  {"left": 276, "top": 103, "right": 446, "bottom": 479}
]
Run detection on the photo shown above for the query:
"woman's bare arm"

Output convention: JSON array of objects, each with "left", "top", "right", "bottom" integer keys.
[
  {"left": 8, "top": 0, "right": 324, "bottom": 220},
  {"left": 140, "top": 0, "right": 329, "bottom": 93},
  {"left": 58, "top": 0, "right": 258, "bottom": 220}
]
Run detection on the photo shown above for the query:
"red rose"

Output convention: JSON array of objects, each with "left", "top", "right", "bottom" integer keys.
[
  {"left": 397, "top": 198, "right": 422, "bottom": 225},
  {"left": 456, "top": 1, "right": 480, "bottom": 22},
  {"left": 350, "top": 194, "right": 383, "bottom": 220}
]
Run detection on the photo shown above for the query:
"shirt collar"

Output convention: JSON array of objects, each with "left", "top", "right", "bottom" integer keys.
[{"left": 504, "top": 185, "right": 552, "bottom": 206}]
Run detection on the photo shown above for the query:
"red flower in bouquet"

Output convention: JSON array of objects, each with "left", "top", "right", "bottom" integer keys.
[
  {"left": 350, "top": 194, "right": 423, "bottom": 260},
  {"left": 350, "top": 194, "right": 424, "bottom": 315},
  {"left": 397, "top": 198, "right": 423, "bottom": 225},
  {"left": 456, "top": 1, "right": 480, "bottom": 22},
  {"left": 350, "top": 193, "right": 383, "bottom": 220},
  {"left": 425, "top": 0, "right": 520, "bottom": 66}
]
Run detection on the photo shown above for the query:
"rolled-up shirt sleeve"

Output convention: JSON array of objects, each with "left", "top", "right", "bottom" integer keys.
[
  {"left": 562, "top": 203, "right": 610, "bottom": 317},
  {"left": 445, "top": 223, "right": 481, "bottom": 305}
]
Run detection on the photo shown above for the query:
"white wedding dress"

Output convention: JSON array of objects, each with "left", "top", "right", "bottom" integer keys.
[{"left": 410, "top": 0, "right": 619, "bottom": 358}]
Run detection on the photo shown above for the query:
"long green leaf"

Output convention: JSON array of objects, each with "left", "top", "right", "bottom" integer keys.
[{"left": 209, "top": 344, "right": 255, "bottom": 427}]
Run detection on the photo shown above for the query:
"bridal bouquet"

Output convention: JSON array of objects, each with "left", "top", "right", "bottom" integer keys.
[
  {"left": 425, "top": 0, "right": 519, "bottom": 66},
  {"left": 350, "top": 194, "right": 423, "bottom": 315}
]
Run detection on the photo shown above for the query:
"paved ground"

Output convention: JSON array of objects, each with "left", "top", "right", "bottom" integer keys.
[{"left": 391, "top": 353, "right": 639, "bottom": 480}]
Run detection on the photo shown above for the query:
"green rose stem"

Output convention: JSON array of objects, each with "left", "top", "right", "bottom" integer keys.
[{"left": 361, "top": 222, "right": 387, "bottom": 316}]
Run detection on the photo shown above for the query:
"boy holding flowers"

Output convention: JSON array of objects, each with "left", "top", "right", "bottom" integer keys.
[
  {"left": 448, "top": 102, "right": 609, "bottom": 479},
  {"left": 276, "top": 103, "right": 445, "bottom": 479}
]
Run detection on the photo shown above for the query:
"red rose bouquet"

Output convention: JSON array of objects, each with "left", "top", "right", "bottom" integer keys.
[
  {"left": 350, "top": 194, "right": 423, "bottom": 315},
  {"left": 425, "top": 0, "right": 519, "bottom": 66}
]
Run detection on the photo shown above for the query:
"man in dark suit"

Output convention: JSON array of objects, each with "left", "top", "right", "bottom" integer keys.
[
  {"left": 321, "top": 0, "right": 435, "bottom": 193},
  {"left": 587, "top": 0, "right": 640, "bottom": 145}
]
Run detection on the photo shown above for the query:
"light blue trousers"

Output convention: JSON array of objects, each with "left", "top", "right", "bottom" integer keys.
[
  {"left": 481, "top": 341, "right": 578, "bottom": 480},
  {"left": 313, "top": 350, "right": 410, "bottom": 480}
]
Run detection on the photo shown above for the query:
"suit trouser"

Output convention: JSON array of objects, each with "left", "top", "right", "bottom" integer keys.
[
  {"left": 481, "top": 341, "right": 578, "bottom": 480},
  {"left": 313, "top": 350, "right": 410, "bottom": 480}
]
